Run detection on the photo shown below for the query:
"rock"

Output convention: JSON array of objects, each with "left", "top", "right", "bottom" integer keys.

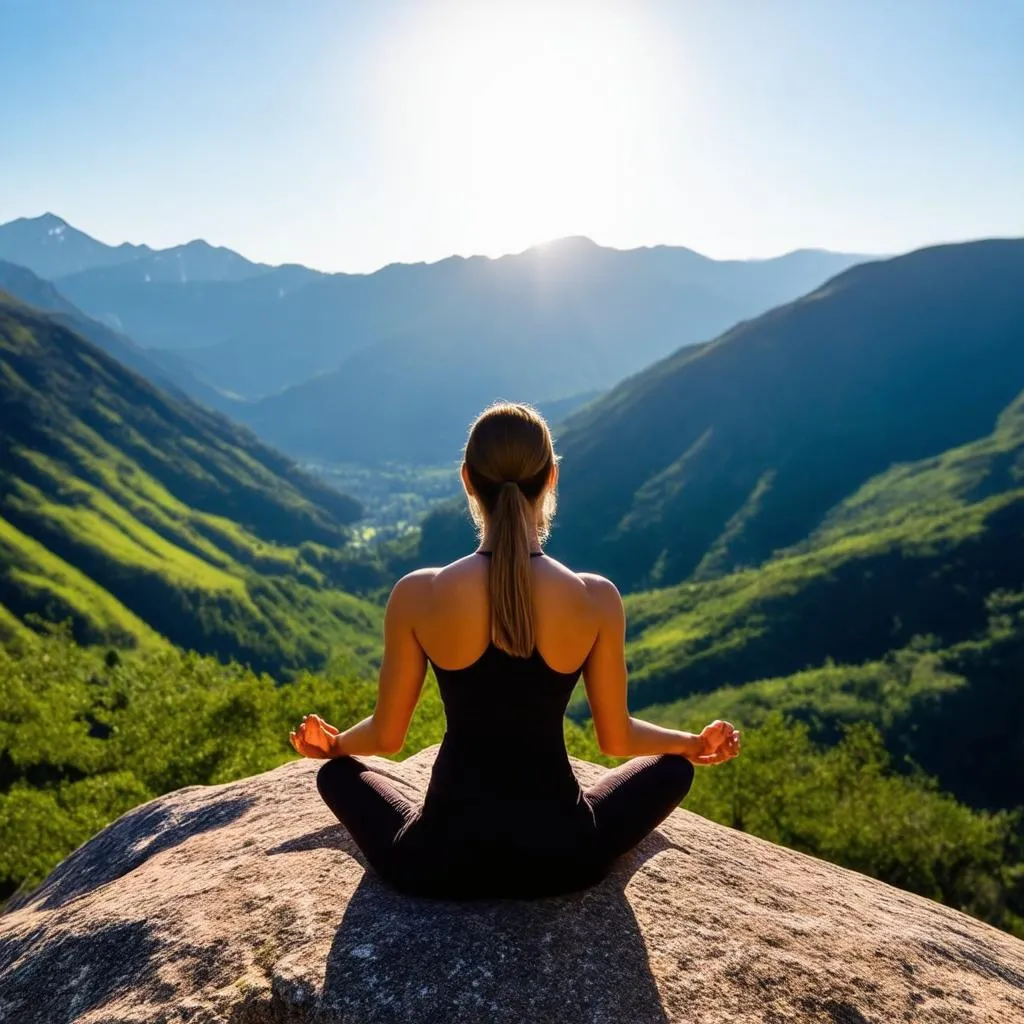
[{"left": 1, "top": 744, "right": 1023, "bottom": 1024}]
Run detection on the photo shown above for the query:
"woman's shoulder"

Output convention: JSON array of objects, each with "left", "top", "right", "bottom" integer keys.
[
  {"left": 422, "top": 551, "right": 617, "bottom": 586},
  {"left": 432, "top": 551, "right": 606, "bottom": 580},
  {"left": 386, "top": 566, "right": 440, "bottom": 608}
]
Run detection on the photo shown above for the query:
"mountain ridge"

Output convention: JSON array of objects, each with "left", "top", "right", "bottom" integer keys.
[
  {"left": 0, "top": 213, "right": 273, "bottom": 283},
  {"left": 0, "top": 214, "right": 874, "bottom": 471},
  {"left": 224, "top": 241, "right": 871, "bottom": 462},
  {"left": 546, "top": 237, "right": 1024, "bottom": 590},
  {"left": 0, "top": 260, "right": 235, "bottom": 411}
]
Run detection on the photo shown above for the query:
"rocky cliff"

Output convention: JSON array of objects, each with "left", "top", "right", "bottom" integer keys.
[{"left": 1, "top": 744, "right": 1022, "bottom": 1023}]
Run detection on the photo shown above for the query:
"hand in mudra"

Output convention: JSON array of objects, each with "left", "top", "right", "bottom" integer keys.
[
  {"left": 289, "top": 714, "right": 339, "bottom": 759},
  {"left": 690, "top": 720, "right": 741, "bottom": 766}
]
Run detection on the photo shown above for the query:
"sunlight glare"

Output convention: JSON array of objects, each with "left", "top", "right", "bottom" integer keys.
[{"left": 370, "top": 0, "right": 682, "bottom": 257}]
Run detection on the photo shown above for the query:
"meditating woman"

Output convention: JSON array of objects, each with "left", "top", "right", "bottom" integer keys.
[{"left": 289, "top": 401, "right": 740, "bottom": 899}]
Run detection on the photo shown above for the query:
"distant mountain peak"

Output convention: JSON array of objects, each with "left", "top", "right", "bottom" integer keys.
[
  {"left": 5, "top": 212, "right": 71, "bottom": 236},
  {"left": 27, "top": 212, "right": 68, "bottom": 227},
  {"left": 530, "top": 235, "right": 601, "bottom": 254},
  {"left": 0, "top": 214, "right": 271, "bottom": 284}
]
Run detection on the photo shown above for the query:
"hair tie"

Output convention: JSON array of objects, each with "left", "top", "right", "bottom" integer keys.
[{"left": 501, "top": 480, "right": 519, "bottom": 491}]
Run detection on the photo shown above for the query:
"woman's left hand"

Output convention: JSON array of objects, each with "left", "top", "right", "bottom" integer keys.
[{"left": 289, "top": 714, "right": 340, "bottom": 759}]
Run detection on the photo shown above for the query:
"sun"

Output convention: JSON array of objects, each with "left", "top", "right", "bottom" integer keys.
[{"left": 369, "top": 0, "right": 672, "bottom": 255}]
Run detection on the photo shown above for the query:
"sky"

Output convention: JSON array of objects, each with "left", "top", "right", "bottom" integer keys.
[{"left": 1, "top": 0, "right": 1022, "bottom": 273}]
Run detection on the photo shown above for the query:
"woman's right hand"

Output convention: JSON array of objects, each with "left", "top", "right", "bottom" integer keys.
[{"left": 688, "top": 720, "right": 741, "bottom": 765}]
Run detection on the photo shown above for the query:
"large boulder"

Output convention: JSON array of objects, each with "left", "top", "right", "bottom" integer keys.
[{"left": 1, "top": 744, "right": 1022, "bottom": 1023}]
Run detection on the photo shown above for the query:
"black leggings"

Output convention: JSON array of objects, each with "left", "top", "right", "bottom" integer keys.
[{"left": 315, "top": 753, "right": 695, "bottom": 900}]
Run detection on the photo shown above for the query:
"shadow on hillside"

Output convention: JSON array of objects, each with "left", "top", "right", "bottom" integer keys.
[{"left": 312, "top": 830, "right": 684, "bottom": 1024}]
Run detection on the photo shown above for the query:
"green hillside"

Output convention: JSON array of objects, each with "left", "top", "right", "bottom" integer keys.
[
  {"left": 548, "top": 239, "right": 1024, "bottom": 591},
  {"left": 612, "top": 386, "right": 1023, "bottom": 690},
  {"left": 559, "top": 389, "right": 1024, "bottom": 813},
  {"left": 0, "top": 291, "right": 385, "bottom": 675}
]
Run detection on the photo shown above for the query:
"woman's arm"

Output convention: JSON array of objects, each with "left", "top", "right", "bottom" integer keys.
[
  {"left": 292, "top": 572, "right": 429, "bottom": 758},
  {"left": 581, "top": 575, "right": 740, "bottom": 763}
]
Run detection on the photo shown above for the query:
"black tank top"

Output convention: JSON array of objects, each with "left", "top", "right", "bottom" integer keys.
[{"left": 422, "top": 551, "right": 586, "bottom": 809}]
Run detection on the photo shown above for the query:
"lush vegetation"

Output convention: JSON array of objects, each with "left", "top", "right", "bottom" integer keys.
[
  {"left": 2, "top": 627, "right": 1019, "bottom": 937},
  {"left": 640, "top": 590, "right": 1024, "bottom": 811},
  {"left": 0, "top": 293, "right": 388, "bottom": 675}
]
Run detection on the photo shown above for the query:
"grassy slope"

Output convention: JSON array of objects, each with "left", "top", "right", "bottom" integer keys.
[
  {"left": 613, "top": 388, "right": 1023, "bottom": 701},
  {"left": 568, "top": 395, "right": 1024, "bottom": 810},
  {"left": 0, "top": 292, "right": 384, "bottom": 676}
]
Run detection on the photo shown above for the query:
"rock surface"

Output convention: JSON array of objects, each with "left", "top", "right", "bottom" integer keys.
[{"left": 1, "top": 744, "right": 1023, "bottom": 1023}]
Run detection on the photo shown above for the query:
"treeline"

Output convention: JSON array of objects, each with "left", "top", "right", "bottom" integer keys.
[{"left": 1, "top": 628, "right": 1020, "bottom": 936}]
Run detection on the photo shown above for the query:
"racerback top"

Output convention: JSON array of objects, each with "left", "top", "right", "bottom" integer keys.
[{"left": 421, "top": 551, "right": 587, "bottom": 810}]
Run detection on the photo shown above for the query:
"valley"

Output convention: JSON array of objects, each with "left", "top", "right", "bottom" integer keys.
[{"left": 1, "top": 213, "right": 1021, "bottom": 936}]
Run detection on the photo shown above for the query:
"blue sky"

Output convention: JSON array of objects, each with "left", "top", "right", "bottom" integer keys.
[{"left": 1, "top": 0, "right": 1021, "bottom": 272}]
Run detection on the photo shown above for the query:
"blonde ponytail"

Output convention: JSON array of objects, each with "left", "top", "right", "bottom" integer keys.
[
  {"left": 489, "top": 480, "right": 536, "bottom": 656},
  {"left": 462, "top": 402, "right": 559, "bottom": 659}
]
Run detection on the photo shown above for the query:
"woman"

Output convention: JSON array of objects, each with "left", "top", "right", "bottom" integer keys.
[{"left": 290, "top": 401, "right": 740, "bottom": 900}]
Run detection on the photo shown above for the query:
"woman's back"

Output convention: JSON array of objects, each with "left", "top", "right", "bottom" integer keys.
[
  {"left": 418, "top": 550, "right": 601, "bottom": 806},
  {"left": 413, "top": 550, "right": 599, "bottom": 675}
]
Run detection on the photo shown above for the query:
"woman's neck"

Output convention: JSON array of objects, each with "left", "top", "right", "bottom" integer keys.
[{"left": 477, "top": 523, "right": 544, "bottom": 552}]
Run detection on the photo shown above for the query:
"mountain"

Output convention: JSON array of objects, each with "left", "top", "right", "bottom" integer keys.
[
  {"left": 623, "top": 381, "right": 1024, "bottom": 697},
  {"left": 0, "top": 213, "right": 152, "bottom": 279},
  {"left": 0, "top": 219, "right": 869, "bottom": 392},
  {"left": 0, "top": 290, "right": 385, "bottom": 675},
  {"left": 0, "top": 260, "right": 236, "bottom": 412},
  {"left": 541, "top": 238, "right": 1024, "bottom": 591},
  {"left": 0, "top": 259, "right": 81, "bottom": 316},
  {"left": 0, "top": 214, "right": 311, "bottom": 355},
  {"left": 0, "top": 213, "right": 276, "bottom": 286},
  {"left": 230, "top": 239, "right": 870, "bottom": 464},
  {"left": 57, "top": 263, "right": 322, "bottom": 353},
  {"left": 191, "top": 239, "right": 870, "bottom": 399},
  {"left": 0, "top": 215, "right": 869, "bottom": 466},
  {"left": 56, "top": 238, "right": 269, "bottom": 286}
]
